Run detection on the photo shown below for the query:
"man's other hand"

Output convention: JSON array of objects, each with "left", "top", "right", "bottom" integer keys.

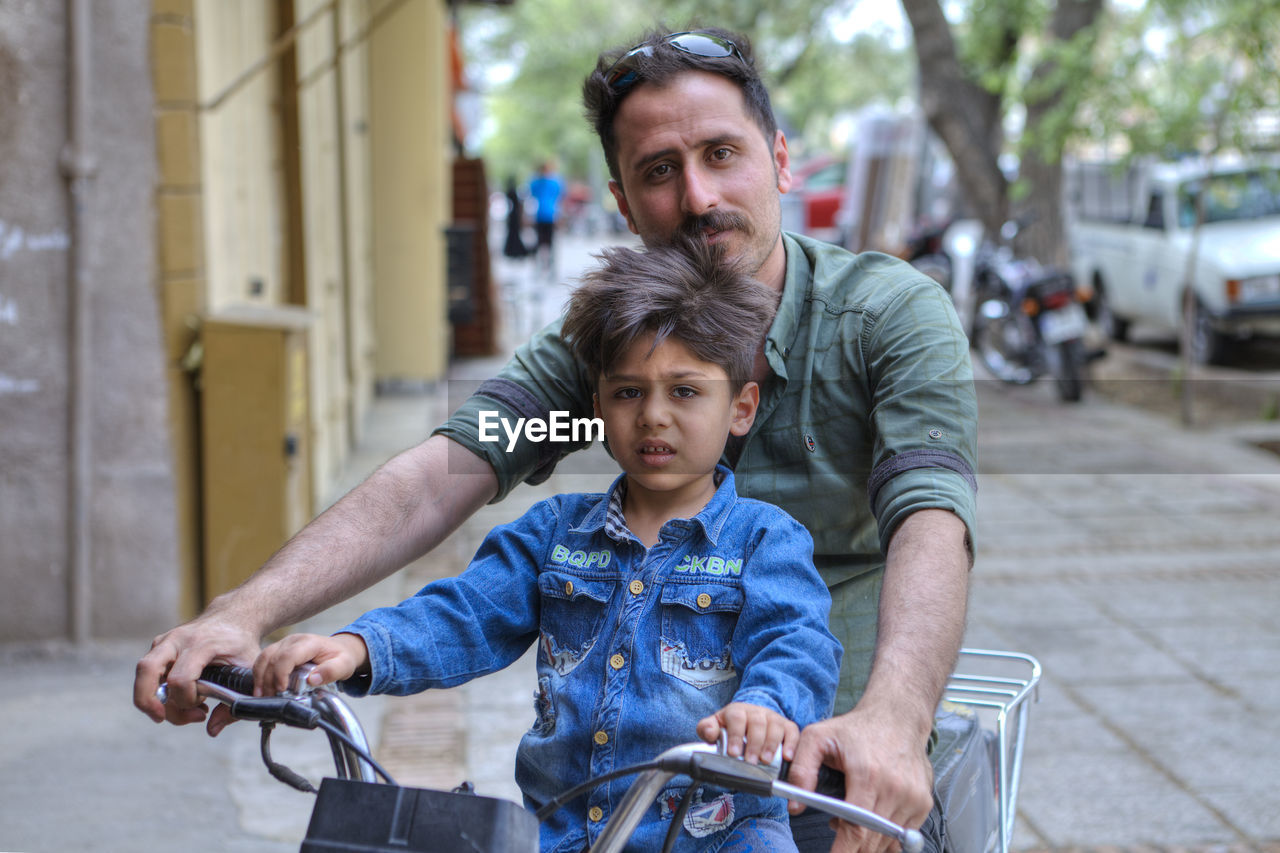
[
  {"left": 786, "top": 704, "right": 934, "bottom": 853},
  {"left": 133, "top": 614, "right": 260, "bottom": 736}
]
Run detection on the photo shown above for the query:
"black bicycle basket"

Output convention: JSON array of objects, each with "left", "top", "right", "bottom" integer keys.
[{"left": 300, "top": 778, "right": 539, "bottom": 853}]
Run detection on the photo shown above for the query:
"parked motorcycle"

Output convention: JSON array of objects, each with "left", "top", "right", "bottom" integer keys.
[
  {"left": 900, "top": 219, "right": 954, "bottom": 293},
  {"left": 969, "top": 220, "right": 1092, "bottom": 402}
]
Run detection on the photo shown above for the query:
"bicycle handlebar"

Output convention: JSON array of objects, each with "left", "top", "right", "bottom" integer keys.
[
  {"left": 588, "top": 741, "right": 924, "bottom": 853},
  {"left": 201, "top": 663, "right": 256, "bottom": 695},
  {"left": 156, "top": 663, "right": 381, "bottom": 784},
  {"left": 155, "top": 663, "right": 262, "bottom": 708},
  {"left": 159, "top": 670, "right": 923, "bottom": 852}
]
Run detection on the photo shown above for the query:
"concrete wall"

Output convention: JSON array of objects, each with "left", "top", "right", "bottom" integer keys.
[
  {"left": 195, "top": 2, "right": 288, "bottom": 311},
  {"left": 0, "top": 0, "right": 462, "bottom": 641},
  {"left": 0, "top": 0, "right": 179, "bottom": 641},
  {"left": 152, "top": 0, "right": 207, "bottom": 618}
]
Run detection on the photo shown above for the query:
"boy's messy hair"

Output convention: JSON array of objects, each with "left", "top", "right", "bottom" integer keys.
[{"left": 561, "top": 234, "right": 778, "bottom": 389}]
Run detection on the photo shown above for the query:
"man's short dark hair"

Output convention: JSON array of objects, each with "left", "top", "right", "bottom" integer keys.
[
  {"left": 561, "top": 234, "right": 778, "bottom": 389},
  {"left": 582, "top": 26, "right": 779, "bottom": 184}
]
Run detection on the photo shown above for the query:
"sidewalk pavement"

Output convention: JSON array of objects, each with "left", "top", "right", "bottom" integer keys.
[
  {"left": 3, "top": 229, "right": 1279, "bottom": 852},
  {"left": 966, "top": 376, "right": 1280, "bottom": 852}
]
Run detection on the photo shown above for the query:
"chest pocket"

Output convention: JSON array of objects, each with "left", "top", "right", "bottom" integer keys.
[
  {"left": 538, "top": 571, "right": 614, "bottom": 677},
  {"left": 658, "top": 582, "right": 744, "bottom": 690}
]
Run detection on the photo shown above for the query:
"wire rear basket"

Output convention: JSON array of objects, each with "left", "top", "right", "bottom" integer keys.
[{"left": 944, "top": 649, "right": 1042, "bottom": 853}]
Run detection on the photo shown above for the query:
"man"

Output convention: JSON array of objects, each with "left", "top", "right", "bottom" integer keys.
[{"left": 135, "top": 27, "right": 976, "bottom": 853}]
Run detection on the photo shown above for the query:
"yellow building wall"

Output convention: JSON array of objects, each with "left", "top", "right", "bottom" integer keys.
[
  {"left": 337, "top": 0, "right": 377, "bottom": 444},
  {"left": 371, "top": 0, "right": 451, "bottom": 384},
  {"left": 154, "top": 0, "right": 455, "bottom": 608},
  {"left": 295, "top": 0, "right": 351, "bottom": 501},
  {"left": 193, "top": 1, "right": 288, "bottom": 311}
]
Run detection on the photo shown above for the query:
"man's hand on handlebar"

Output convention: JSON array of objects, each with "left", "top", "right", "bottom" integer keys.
[
  {"left": 785, "top": 704, "right": 934, "bottom": 853},
  {"left": 255, "top": 632, "right": 370, "bottom": 696},
  {"left": 695, "top": 701, "right": 799, "bottom": 768},
  {"left": 133, "top": 613, "right": 261, "bottom": 734}
]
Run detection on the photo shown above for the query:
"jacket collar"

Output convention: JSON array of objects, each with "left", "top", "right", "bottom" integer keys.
[{"left": 572, "top": 465, "right": 738, "bottom": 547}]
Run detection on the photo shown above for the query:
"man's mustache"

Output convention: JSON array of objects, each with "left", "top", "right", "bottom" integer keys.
[{"left": 674, "top": 210, "right": 752, "bottom": 241}]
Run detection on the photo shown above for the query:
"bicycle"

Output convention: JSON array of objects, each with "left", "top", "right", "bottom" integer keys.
[{"left": 158, "top": 648, "right": 1039, "bottom": 853}]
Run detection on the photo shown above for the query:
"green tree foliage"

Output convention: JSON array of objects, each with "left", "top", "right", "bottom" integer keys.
[
  {"left": 458, "top": 0, "right": 656, "bottom": 187},
  {"left": 461, "top": 0, "right": 1280, "bottom": 271},
  {"left": 1078, "top": 0, "right": 1280, "bottom": 160},
  {"left": 458, "top": 0, "right": 913, "bottom": 189}
]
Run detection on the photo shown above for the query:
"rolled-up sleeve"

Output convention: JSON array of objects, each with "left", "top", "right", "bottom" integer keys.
[
  {"left": 432, "top": 322, "right": 596, "bottom": 503},
  {"left": 862, "top": 279, "right": 978, "bottom": 555}
]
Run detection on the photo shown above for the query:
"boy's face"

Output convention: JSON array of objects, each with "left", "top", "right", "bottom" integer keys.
[{"left": 593, "top": 332, "right": 758, "bottom": 500}]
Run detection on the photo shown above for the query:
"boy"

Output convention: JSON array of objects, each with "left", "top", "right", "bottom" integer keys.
[{"left": 254, "top": 237, "right": 842, "bottom": 852}]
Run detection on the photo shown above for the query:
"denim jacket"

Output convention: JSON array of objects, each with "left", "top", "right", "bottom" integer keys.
[{"left": 339, "top": 467, "right": 842, "bottom": 852}]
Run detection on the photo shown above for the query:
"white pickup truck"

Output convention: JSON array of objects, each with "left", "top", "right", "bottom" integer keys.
[{"left": 1065, "top": 157, "right": 1280, "bottom": 363}]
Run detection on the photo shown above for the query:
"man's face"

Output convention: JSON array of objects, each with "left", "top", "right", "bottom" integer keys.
[
  {"left": 607, "top": 71, "right": 793, "bottom": 290},
  {"left": 593, "top": 332, "right": 758, "bottom": 506}
]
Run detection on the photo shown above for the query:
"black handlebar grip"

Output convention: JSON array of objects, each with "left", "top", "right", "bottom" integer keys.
[
  {"left": 813, "top": 764, "right": 846, "bottom": 799},
  {"left": 778, "top": 760, "right": 847, "bottom": 799},
  {"left": 200, "top": 664, "right": 256, "bottom": 696}
]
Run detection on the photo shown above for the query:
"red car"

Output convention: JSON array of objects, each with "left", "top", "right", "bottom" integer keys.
[{"left": 792, "top": 156, "right": 846, "bottom": 243}]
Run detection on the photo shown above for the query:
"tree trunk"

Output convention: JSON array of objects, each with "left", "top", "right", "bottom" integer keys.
[
  {"left": 1016, "top": 0, "right": 1105, "bottom": 267},
  {"left": 900, "top": 0, "right": 1008, "bottom": 236}
]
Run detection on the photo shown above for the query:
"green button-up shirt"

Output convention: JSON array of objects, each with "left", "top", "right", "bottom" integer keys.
[{"left": 436, "top": 232, "right": 977, "bottom": 712}]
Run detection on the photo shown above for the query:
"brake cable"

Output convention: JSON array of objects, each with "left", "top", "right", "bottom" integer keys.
[
  {"left": 534, "top": 761, "right": 664, "bottom": 822},
  {"left": 259, "top": 722, "right": 318, "bottom": 793},
  {"left": 660, "top": 784, "right": 699, "bottom": 853}
]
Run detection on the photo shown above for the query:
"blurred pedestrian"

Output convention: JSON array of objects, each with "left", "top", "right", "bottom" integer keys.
[
  {"left": 501, "top": 176, "right": 528, "bottom": 260},
  {"left": 529, "top": 159, "right": 563, "bottom": 276}
]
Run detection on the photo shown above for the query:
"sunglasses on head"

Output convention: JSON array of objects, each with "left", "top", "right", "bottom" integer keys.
[{"left": 604, "top": 31, "right": 744, "bottom": 93}]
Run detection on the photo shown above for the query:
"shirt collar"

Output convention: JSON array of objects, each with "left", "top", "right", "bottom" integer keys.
[
  {"left": 764, "top": 232, "right": 811, "bottom": 377},
  {"left": 580, "top": 466, "right": 738, "bottom": 547}
]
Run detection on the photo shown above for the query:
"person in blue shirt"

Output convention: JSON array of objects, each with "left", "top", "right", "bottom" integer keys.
[
  {"left": 529, "top": 159, "right": 564, "bottom": 276},
  {"left": 254, "top": 236, "right": 842, "bottom": 852}
]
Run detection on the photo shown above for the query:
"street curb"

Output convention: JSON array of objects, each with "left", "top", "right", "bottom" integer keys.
[{"left": 1091, "top": 343, "right": 1280, "bottom": 425}]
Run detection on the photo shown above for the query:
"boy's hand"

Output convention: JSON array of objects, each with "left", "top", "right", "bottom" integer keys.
[
  {"left": 696, "top": 702, "right": 800, "bottom": 767},
  {"left": 253, "top": 632, "right": 369, "bottom": 696}
]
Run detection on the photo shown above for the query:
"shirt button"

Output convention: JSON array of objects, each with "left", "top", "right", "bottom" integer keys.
[
  {"left": 696, "top": 593, "right": 712, "bottom": 609},
  {"left": 629, "top": 579, "right": 644, "bottom": 595},
  {"left": 593, "top": 730, "right": 609, "bottom": 745},
  {"left": 609, "top": 653, "right": 625, "bottom": 670},
  {"left": 564, "top": 580, "right": 574, "bottom": 595},
  {"left": 589, "top": 806, "right": 604, "bottom": 822}
]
